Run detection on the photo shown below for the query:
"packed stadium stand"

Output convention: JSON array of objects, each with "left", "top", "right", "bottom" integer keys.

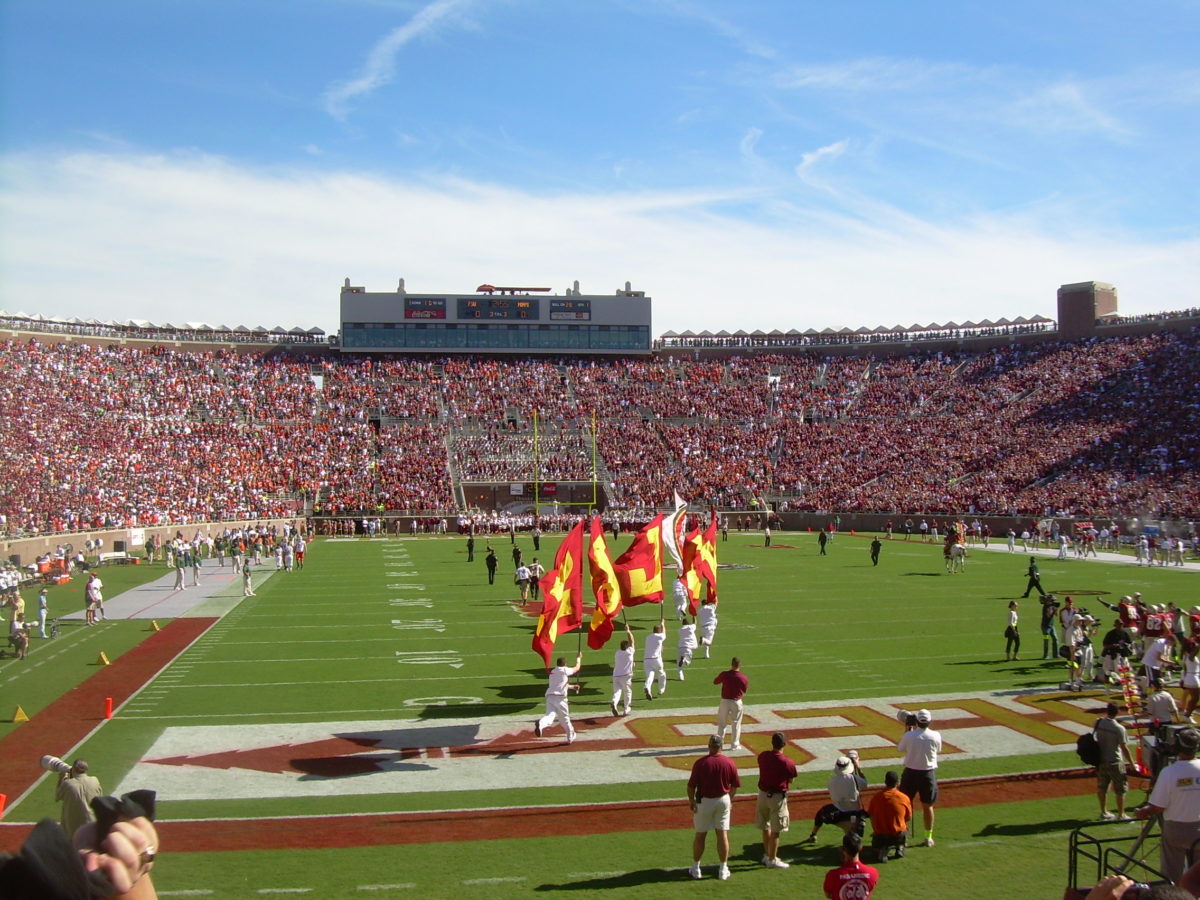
[{"left": 1, "top": 300, "right": 1198, "bottom": 537}]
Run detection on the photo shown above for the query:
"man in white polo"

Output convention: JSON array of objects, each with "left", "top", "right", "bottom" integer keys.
[
  {"left": 1136, "top": 726, "right": 1200, "bottom": 881},
  {"left": 897, "top": 708, "right": 942, "bottom": 848}
]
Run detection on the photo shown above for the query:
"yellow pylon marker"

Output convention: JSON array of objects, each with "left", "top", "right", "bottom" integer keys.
[
  {"left": 96, "top": 652, "right": 111, "bottom": 666},
  {"left": 150, "top": 621, "right": 160, "bottom": 632},
  {"left": 12, "top": 706, "right": 29, "bottom": 723}
]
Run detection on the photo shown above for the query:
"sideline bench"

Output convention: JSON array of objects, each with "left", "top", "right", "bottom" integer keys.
[{"left": 98, "top": 551, "right": 137, "bottom": 565}]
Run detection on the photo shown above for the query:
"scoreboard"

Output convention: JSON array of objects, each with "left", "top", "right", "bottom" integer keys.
[
  {"left": 340, "top": 283, "right": 650, "bottom": 355},
  {"left": 457, "top": 297, "right": 540, "bottom": 319}
]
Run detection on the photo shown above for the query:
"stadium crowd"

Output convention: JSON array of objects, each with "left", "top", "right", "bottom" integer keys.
[{"left": 1, "top": 325, "right": 1198, "bottom": 536}]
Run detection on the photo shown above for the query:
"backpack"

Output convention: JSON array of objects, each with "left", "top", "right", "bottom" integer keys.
[{"left": 1077, "top": 731, "right": 1101, "bottom": 767}]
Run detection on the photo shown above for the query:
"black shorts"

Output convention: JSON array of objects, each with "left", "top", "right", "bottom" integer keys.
[{"left": 900, "top": 767, "right": 938, "bottom": 804}]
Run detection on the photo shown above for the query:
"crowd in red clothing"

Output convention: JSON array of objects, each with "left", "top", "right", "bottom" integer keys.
[{"left": 1, "top": 326, "right": 1197, "bottom": 535}]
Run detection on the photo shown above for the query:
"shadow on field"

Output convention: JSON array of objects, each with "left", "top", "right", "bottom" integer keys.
[
  {"left": 534, "top": 866, "right": 739, "bottom": 890},
  {"left": 976, "top": 818, "right": 1085, "bottom": 837},
  {"left": 899, "top": 572, "right": 944, "bottom": 577}
]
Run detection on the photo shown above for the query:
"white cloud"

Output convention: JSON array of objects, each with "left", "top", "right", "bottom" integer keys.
[
  {"left": 775, "top": 58, "right": 969, "bottom": 93},
  {"left": 2, "top": 151, "right": 1197, "bottom": 337},
  {"left": 1004, "top": 79, "right": 1130, "bottom": 138},
  {"left": 796, "top": 138, "right": 849, "bottom": 174},
  {"left": 322, "top": 0, "right": 476, "bottom": 120}
]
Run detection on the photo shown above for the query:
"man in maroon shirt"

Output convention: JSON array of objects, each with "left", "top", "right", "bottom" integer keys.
[
  {"left": 756, "top": 732, "right": 797, "bottom": 869},
  {"left": 687, "top": 734, "right": 740, "bottom": 880},
  {"left": 713, "top": 657, "right": 749, "bottom": 750},
  {"left": 824, "top": 832, "right": 880, "bottom": 899}
]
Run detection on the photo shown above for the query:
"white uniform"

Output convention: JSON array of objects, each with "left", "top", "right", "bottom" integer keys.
[
  {"left": 673, "top": 578, "right": 689, "bottom": 621},
  {"left": 698, "top": 604, "right": 717, "bottom": 657},
  {"left": 643, "top": 630, "right": 666, "bottom": 696},
  {"left": 537, "top": 663, "right": 579, "bottom": 742},
  {"left": 676, "top": 623, "right": 698, "bottom": 677},
  {"left": 611, "top": 645, "right": 635, "bottom": 715}
]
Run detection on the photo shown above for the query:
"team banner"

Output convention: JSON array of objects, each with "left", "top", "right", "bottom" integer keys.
[
  {"left": 586, "top": 516, "right": 624, "bottom": 650},
  {"left": 531, "top": 520, "right": 585, "bottom": 668},
  {"left": 661, "top": 491, "right": 688, "bottom": 571},
  {"left": 680, "top": 526, "right": 704, "bottom": 616},
  {"left": 613, "top": 514, "right": 665, "bottom": 606}
]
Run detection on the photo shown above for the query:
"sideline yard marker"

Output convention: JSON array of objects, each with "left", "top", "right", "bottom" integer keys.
[
  {"left": 105, "top": 697, "right": 114, "bottom": 719},
  {"left": 97, "top": 652, "right": 111, "bottom": 666},
  {"left": 150, "top": 620, "right": 160, "bottom": 631},
  {"left": 11, "top": 706, "right": 29, "bottom": 723}
]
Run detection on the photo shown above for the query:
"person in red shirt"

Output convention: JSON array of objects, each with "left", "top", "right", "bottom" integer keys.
[
  {"left": 756, "top": 732, "right": 798, "bottom": 869},
  {"left": 824, "top": 832, "right": 880, "bottom": 899},
  {"left": 867, "top": 770, "right": 913, "bottom": 862},
  {"left": 687, "top": 735, "right": 741, "bottom": 881},
  {"left": 713, "top": 657, "right": 749, "bottom": 750}
]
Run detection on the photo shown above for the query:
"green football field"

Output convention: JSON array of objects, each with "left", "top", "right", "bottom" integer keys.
[{"left": 3, "top": 530, "right": 1196, "bottom": 898}]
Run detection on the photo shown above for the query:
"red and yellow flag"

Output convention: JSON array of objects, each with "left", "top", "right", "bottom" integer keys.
[
  {"left": 531, "top": 520, "right": 585, "bottom": 669},
  {"left": 696, "top": 512, "right": 719, "bottom": 606},
  {"left": 681, "top": 526, "right": 704, "bottom": 616},
  {"left": 614, "top": 514, "right": 665, "bottom": 606},
  {"left": 587, "top": 516, "right": 624, "bottom": 650}
]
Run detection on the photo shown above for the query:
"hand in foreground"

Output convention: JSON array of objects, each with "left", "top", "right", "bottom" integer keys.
[
  {"left": 1083, "top": 874, "right": 1134, "bottom": 900},
  {"left": 72, "top": 816, "right": 159, "bottom": 898}
]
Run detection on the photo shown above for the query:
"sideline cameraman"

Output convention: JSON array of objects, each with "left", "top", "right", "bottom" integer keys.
[
  {"left": 897, "top": 709, "right": 941, "bottom": 848},
  {"left": 1041, "top": 595, "right": 1062, "bottom": 659},
  {"left": 56, "top": 759, "right": 103, "bottom": 837},
  {"left": 1136, "top": 726, "right": 1200, "bottom": 882}
]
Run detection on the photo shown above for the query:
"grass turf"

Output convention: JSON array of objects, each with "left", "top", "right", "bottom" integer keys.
[{"left": 3, "top": 531, "right": 1194, "bottom": 896}]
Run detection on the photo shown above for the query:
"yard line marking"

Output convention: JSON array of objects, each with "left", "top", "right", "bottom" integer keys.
[
  {"left": 159, "top": 891, "right": 215, "bottom": 896},
  {"left": 569, "top": 871, "right": 624, "bottom": 878},
  {"left": 462, "top": 877, "right": 526, "bottom": 885},
  {"left": 356, "top": 885, "right": 415, "bottom": 891}
]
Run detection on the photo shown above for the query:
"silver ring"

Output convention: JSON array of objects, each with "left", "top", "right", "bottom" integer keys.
[{"left": 139, "top": 847, "right": 157, "bottom": 867}]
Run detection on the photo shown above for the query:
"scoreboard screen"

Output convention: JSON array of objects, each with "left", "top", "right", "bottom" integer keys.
[
  {"left": 550, "top": 299, "right": 592, "bottom": 321},
  {"left": 404, "top": 297, "right": 446, "bottom": 319},
  {"left": 457, "top": 298, "right": 541, "bottom": 320}
]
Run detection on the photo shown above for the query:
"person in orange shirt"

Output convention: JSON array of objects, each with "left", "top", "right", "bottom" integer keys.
[{"left": 867, "top": 770, "right": 912, "bottom": 862}]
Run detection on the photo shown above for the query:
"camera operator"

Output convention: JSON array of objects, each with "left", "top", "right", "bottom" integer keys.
[
  {"left": 1136, "top": 726, "right": 1200, "bottom": 883},
  {"left": 1147, "top": 678, "right": 1183, "bottom": 725},
  {"left": 1102, "top": 619, "right": 1135, "bottom": 682},
  {"left": 1041, "top": 594, "right": 1062, "bottom": 660},
  {"left": 896, "top": 709, "right": 941, "bottom": 848},
  {"left": 56, "top": 759, "right": 103, "bottom": 838}
]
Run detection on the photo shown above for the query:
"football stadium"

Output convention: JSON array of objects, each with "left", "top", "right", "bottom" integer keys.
[{"left": 0, "top": 278, "right": 1198, "bottom": 899}]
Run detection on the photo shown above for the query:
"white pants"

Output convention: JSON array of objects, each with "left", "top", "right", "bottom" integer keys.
[
  {"left": 537, "top": 693, "right": 575, "bottom": 741},
  {"left": 645, "top": 659, "right": 666, "bottom": 694},
  {"left": 611, "top": 675, "right": 632, "bottom": 714},
  {"left": 716, "top": 698, "right": 744, "bottom": 747}
]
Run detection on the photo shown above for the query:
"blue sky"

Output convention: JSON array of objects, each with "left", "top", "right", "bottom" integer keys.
[{"left": 2, "top": 0, "right": 1197, "bottom": 335}]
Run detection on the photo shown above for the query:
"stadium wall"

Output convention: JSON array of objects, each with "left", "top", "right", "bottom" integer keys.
[{"left": 2, "top": 518, "right": 305, "bottom": 570}]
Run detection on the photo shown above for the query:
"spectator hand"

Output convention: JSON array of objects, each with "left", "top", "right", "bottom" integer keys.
[{"left": 73, "top": 816, "right": 158, "bottom": 898}]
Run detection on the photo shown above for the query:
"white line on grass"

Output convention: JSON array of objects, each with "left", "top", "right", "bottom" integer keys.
[
  {"left": 462, "top": 877, "right": 526, "bottom": 885},
  {"left": 356, "top": 885, "right": 416, "bottom": 891}
]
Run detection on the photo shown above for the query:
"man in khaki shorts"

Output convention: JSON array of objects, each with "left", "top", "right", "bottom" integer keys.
[
  {"left": 756, "top": 732, "right": 797, "bottom": 869},
  {"left": 687, "top": 735, "right": 740, "bottom": 880}
]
